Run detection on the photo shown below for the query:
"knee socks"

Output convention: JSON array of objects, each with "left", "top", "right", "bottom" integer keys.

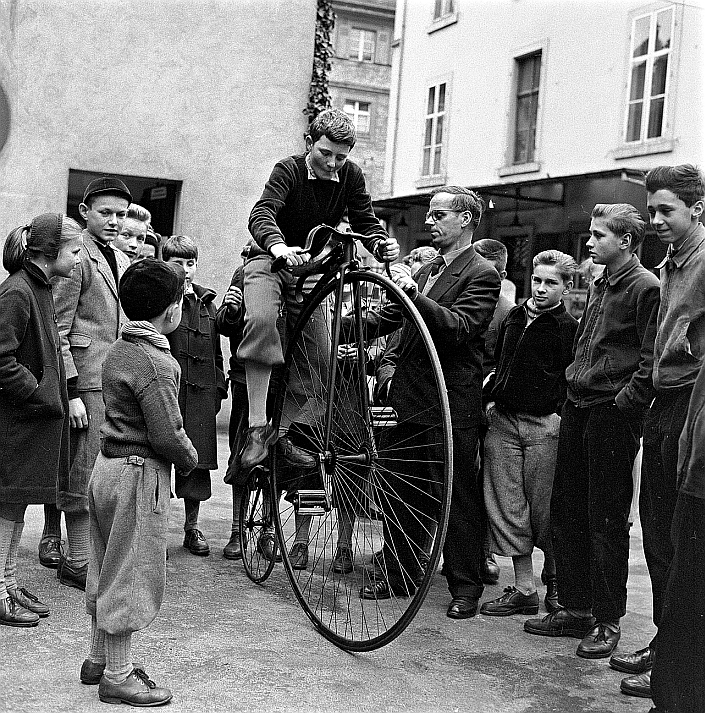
[
  {"left": 245, "top": 362, "right": 272, "bottom": 428},
  {"left": 231, "top": 486, "right": 242, "bottom": 534},
  {"left": 513, "top": 553, "right": 537, "bottom": 595},
  {"left": 293, "top": 514, "right": 312, "bottom": 546},
  {"left": 336, "top": 510, "right": 354, "bottom": 550},
  {"left": 184, "top": 499, "right": 200, "bottom": 531},
  {"left": 4, "top": 520, "right": 24, "bottom": 593},
  {"left": 104, "top": 632, "right": 132, "bottom": 685},
  {"left": 65, "top": 511, "right": 90, "bottom": 568},
  {"left": 0, "top": 517, "right": 15, "bottom": 599},
  {"left": 42, "top": 504, "right": 62, "bottom": 540},
  {"left": 88, "top": 616, "right": 107, "bottom": 665}
]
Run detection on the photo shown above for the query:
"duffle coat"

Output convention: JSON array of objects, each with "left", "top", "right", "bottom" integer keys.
[
  {"left": 0, "top": 261, "right": 69, "bottom": 504},
  {"left": 167, "top": 284, "right": 226, "bottom": 496}
]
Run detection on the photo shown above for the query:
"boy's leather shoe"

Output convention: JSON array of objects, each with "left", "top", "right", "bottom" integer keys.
[
  {"left": 256, "top": 533, "right": 282, "bottom": 562},
  {"left": 276, "top": 436, "right": 316, "bottom": 469},
  {"left": 610, "top": 646, "right": 654, "bottom": 674},
  {"left": 80, "top": 659, "right": 105, "bottom": 685},
  {"left": 98, "top": 668, "right": 172, "bottom": 706},
  {"left": 288, "top": 543, "right": 309, "bottom": 570},
  {"left": 223, "top": 535, "right": 242, "bottom": 560},
  {"left": 544, "top": 576, "right": 559, "bottom": 613},
  {"left": 524, "top": 608, "right": 596, "bottom": 638},
  {"left": 57, "top": 557, "right": 87, "bottom": 591},
  {"left": 481, "top": 555, "right": 500, "bottom": 584},
  {"left": 240, "top": 424, "right": 278, "bottom": 470},
  {"left": 0, "top": 596, "right": 39, "bottom": 627},
  {"left": 447, "top": 596, "right": 479, "bottom": 619},
  {"left": 38, "top": 536, "right": 62, "bottom": 569},
  {"left": 183, "top": 528, "right": 210, "bottom": 556},
  {"left": 480, "top": 586, "right": 539, "bottom": 616},
  {"left": 576, "top": 623, "right": 621, "bottom": 658},
  {"left": 8, "top": 587, "right": 49, "bottom": 617},
  {"left": 620, "top": 671, "right": 652, "bottom": 698},
  {"left": 359, "top": 570, "right": 412, "bottom": 600},
  {"left": 332, "top": 546, "right": 354, "bottom": 574}
]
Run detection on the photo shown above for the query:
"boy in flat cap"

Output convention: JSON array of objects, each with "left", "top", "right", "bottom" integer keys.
[
  {"left": 82, "top": 258, "right": 196, "bottom": 706},
  {"left": 51, "top": 176, "right": 132, "bottom": 591}
]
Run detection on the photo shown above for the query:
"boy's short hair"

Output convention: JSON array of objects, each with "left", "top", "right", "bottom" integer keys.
[
  {"left": 161, "top": 234, "right": 198, "bottom": 261},
  {"left": 645, "top": 164, "right": 705, "bottom": 207},
  {"left": 591, "top": 203, "right": 646, "bottom": 250},
  {"left": 431, "top": 185, "right": 485, "bottom": 231},
  {"left": 119, "top": 258, "right": 185, "bottom": 321},
  {"left": 308, "top": 108, "right": 357, "bottom": 148},
  {"left": 127, "top": 203, "right": 151, "bottom": 224},
  {"left": 409, "top": 246, "right": 438, "bottom": 264},
  {"left": 473, "top": 238, "right": 508, "bottom": 273},
  {"left": 532, "top": 250, "right": 578, "bottom": 283}
]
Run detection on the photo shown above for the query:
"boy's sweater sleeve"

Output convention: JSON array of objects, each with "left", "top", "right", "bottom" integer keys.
[
  {"left": 248, "top": 160, "right": 295, "bottom": 253},
  {"left": 137, "top": 369, "right": 198, "bottom": 473}
]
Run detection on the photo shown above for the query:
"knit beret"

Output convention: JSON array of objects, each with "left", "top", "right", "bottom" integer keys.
[
  {"left": 119, "top": 258, "right": 184, "bottom": 320},
  {"left": 27, "top": 213, "right": 63, "bottom": 253},
  {"left": 83, "top": 177, "right": 132, "bottom": 205}
]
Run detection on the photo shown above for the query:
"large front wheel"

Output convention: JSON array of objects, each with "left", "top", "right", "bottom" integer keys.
[{"left": 271, "top": 270, "right": 452, "bottom": 651}]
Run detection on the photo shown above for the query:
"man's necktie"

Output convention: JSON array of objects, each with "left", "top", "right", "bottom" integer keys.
[{"left": 429, "top": 255, "right": 445, "bottom": 276}]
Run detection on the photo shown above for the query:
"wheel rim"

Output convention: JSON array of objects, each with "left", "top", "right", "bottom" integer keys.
[
  {"left": 272, "top": 271, "right": 452, "bottom": 650},
  {"left": 239, "top": 467, "right": 277, "bottom": 584}
]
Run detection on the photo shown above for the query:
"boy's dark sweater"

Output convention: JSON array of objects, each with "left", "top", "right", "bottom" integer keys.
[
  {"left": 488, "top": 302, "right": 578, "bottom": 416},
  {"left": 248, "top": 154, "right": 387, "bottom": 255}
]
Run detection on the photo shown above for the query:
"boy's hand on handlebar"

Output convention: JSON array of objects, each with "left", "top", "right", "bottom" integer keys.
[
  {"left": 377, "top": 237, "right": 400, "bottom": 262},
  {"left": 270, "top": 244, "right": 310, "bottom": 267},
  {"left": 223, "top": 286, "right": 243, "bottom": 314}
]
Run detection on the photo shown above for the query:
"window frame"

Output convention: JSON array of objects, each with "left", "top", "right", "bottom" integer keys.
[
  {"left": 348, "top": 27, "right": 377, "bottom": 63},
  {"left": 343, "top": 99, "right": 372, "bottom": 136},
  {"left": 418, "top": 80, "right": 449, "bottom": 183},
  {"left": 513, "top": 51, "right": 542, "bottom": 165}
]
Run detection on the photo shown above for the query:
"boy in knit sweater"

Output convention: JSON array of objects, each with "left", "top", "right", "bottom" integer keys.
[
  {"left": 82, "top": 259, "right": 197, "bottom": 707},
  {"left": 238, "top": 108, "right": 399, "bottom": 469}
]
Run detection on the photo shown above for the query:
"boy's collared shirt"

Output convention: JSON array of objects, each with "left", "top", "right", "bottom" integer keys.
[
  {"left": 305, "top": 152, "right": 340, "bottom": 183},
  {"left": 652, "top": 222, "right": 705, "bottom": 391}
]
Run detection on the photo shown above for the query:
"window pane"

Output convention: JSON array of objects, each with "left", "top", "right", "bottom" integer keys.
[
  {"left": 438, "top": 83, "right": 446, "bottom": 112},
  {"left": 435, "top": 115, "right": 444, "bottom": 144},
  {"left": 626, "top": 102, "right": 643, "bottom": 142},
  {"left": 423, "top": 148, "right": 431, "bottom": 175},
  {"left": 434, "top": 0, "right": 442, "bottom": 19},
  {"left": 517, "top": 58, "right": 533, "bottom": 93},
  {"left": 427, "top": 86, "right": 435, "bottom": 115},
  {"left": 349, "top": 28, "right": 361, "bottom": 59},
  {"left": 362, "top": 31, "right": 375, "bottom": 62},
  {"left": 433, "top": 147, "right": 442, "bottom": 174},
  {"left": 633, "top": 16, "right": 650, "bottom": 57},
  {"left": 651, "top": 55, "right": 668, "bottom": 96},
  {"left": 516, "top": 95, "right": 537, "bottom": 132},
  {"left": 655, "top": 8, "right": 673, "bottom": 51},
  {"left": 647, "top": 97, "right": 664, "bottom": 138},
  {"left": 446, "top": 0, "right": 455, "bottom": 14},
  {"left": 424, "top": 118, "right": 433, "bottom": 145},
  {"left": 514, "top": 131, "right": 528, "bottom": 164},
  {"left": 630, "top": 62, "right": 646, "bottom": 100}
]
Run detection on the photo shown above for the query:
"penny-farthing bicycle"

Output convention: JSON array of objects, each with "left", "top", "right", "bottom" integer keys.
[{"left": 244, "top": 225, "right": 452, "bottom": 651}]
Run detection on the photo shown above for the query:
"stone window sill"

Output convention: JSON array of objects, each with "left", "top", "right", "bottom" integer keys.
[
  {"left": 498, "top": 162, "right": 541, "bottom": 177},
  {"left": 611, "top": 138, "right": 675, "bottom": 160}
]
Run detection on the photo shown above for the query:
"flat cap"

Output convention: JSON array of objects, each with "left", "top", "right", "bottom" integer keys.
[{"left": 83, "top": 176, "right": 132, "bottom": 204}]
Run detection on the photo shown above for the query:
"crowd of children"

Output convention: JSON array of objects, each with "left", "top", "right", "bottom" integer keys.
[{"left": 0, "top": 108, "right": 702, "bottom": 711}]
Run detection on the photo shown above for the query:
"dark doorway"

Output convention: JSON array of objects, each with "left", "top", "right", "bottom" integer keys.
[{"left": 67, "top": 169, "right": 181, "bottom": 237}]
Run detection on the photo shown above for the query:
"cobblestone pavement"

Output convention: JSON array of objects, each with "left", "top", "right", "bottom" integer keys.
[{"left": 2, "top": 433, "right": 655, "bottom": 713}]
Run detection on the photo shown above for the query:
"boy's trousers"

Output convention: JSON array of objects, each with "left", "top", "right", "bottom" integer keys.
[
  {"left": 551, "top": 400, "right": 641, "bottom": 622},
  {"left": 86, "top": 453, "right": 171, "bottom": 634}
]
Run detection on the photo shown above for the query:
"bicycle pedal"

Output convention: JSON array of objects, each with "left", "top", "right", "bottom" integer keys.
[
  {"left": 295, "top": 489, "right": 332, "bottom": 515},
  {"left": 370, "top": 406, "right": 398, "bottom": 428}
]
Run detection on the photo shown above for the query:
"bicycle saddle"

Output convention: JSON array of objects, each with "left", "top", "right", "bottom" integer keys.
[{"left": 270, "top": 224, "right": 351, "bottom": 276}]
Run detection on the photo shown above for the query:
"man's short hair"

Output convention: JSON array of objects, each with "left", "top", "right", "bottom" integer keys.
[
  {"left": 431, "top": 185, "right": 485, "bottom": 230},
  {"left": 645, "top": 164, "right": 705, "bottom": 207},
  {"left": 82, "top": 176, "right": 132, "bottom": 208},
  {"left": 308, "top": 108, "right": 357, "bottom": 148},
  {"left": 591, "top": 203, "right": 646, "bottom": 251},
  {"left": 127, "top": 203, "right": 151, "bottom": 225},
  {"left": 161, "top": 234, "right": 198, "bottom": 261},
  {"left": 119, "top": 258, "right": 185, "bottom": 321},
  {"left": 473, "top": 238, "right": 508, "bottom": 273},
  {"left": 533, "top": 250, "right": 578, "bottom": 283}
]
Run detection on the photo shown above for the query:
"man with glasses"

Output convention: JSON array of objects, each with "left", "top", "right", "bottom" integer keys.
[{"left": 360, "top": 186, "right": 501, "bottom": 619}]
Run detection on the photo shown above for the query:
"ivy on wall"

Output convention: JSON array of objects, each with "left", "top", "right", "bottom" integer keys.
[{"left": 304, "top": 0, "right": 336, "bottom": 125}]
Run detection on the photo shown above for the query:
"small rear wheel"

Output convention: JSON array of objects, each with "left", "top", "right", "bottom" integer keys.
[
  {"left": 271, "top": 270, "right": 452, "bottom": 651},
  {"left": 239, "top": 466, "right": 277, "bottom": 584}
]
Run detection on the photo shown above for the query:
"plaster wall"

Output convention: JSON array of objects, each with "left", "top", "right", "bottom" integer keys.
[{"left": 385, "top": 0, "right": 704, "bottom": 198}]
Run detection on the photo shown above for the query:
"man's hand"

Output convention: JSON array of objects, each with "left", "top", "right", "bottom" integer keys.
[
  {"left": 69, "top": 397, "right": 88, "bottom": 429},
  {"left": 377, "top": 237, "right": 400, "bottom": 262},
  {"left": 393, "top": 272, "right": 419, "bottom": 300},
  {"left": 222, "top": 285, "right": 243, "bottom": 315},
  {"left": 270, "top": 244, "right": 310, "bottom": 267}
]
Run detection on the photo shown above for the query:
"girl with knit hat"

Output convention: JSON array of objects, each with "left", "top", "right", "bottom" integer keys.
[
  {"left": 82, "top": 258, "right": 197, "bottom": 707},
  {"left": 0, "top": 213, "right": 82, "bottom": 627}
]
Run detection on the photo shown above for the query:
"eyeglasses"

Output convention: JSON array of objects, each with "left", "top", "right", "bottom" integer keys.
[{"left": 425, "top": 210, "right": 461, "bottom": 223}]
